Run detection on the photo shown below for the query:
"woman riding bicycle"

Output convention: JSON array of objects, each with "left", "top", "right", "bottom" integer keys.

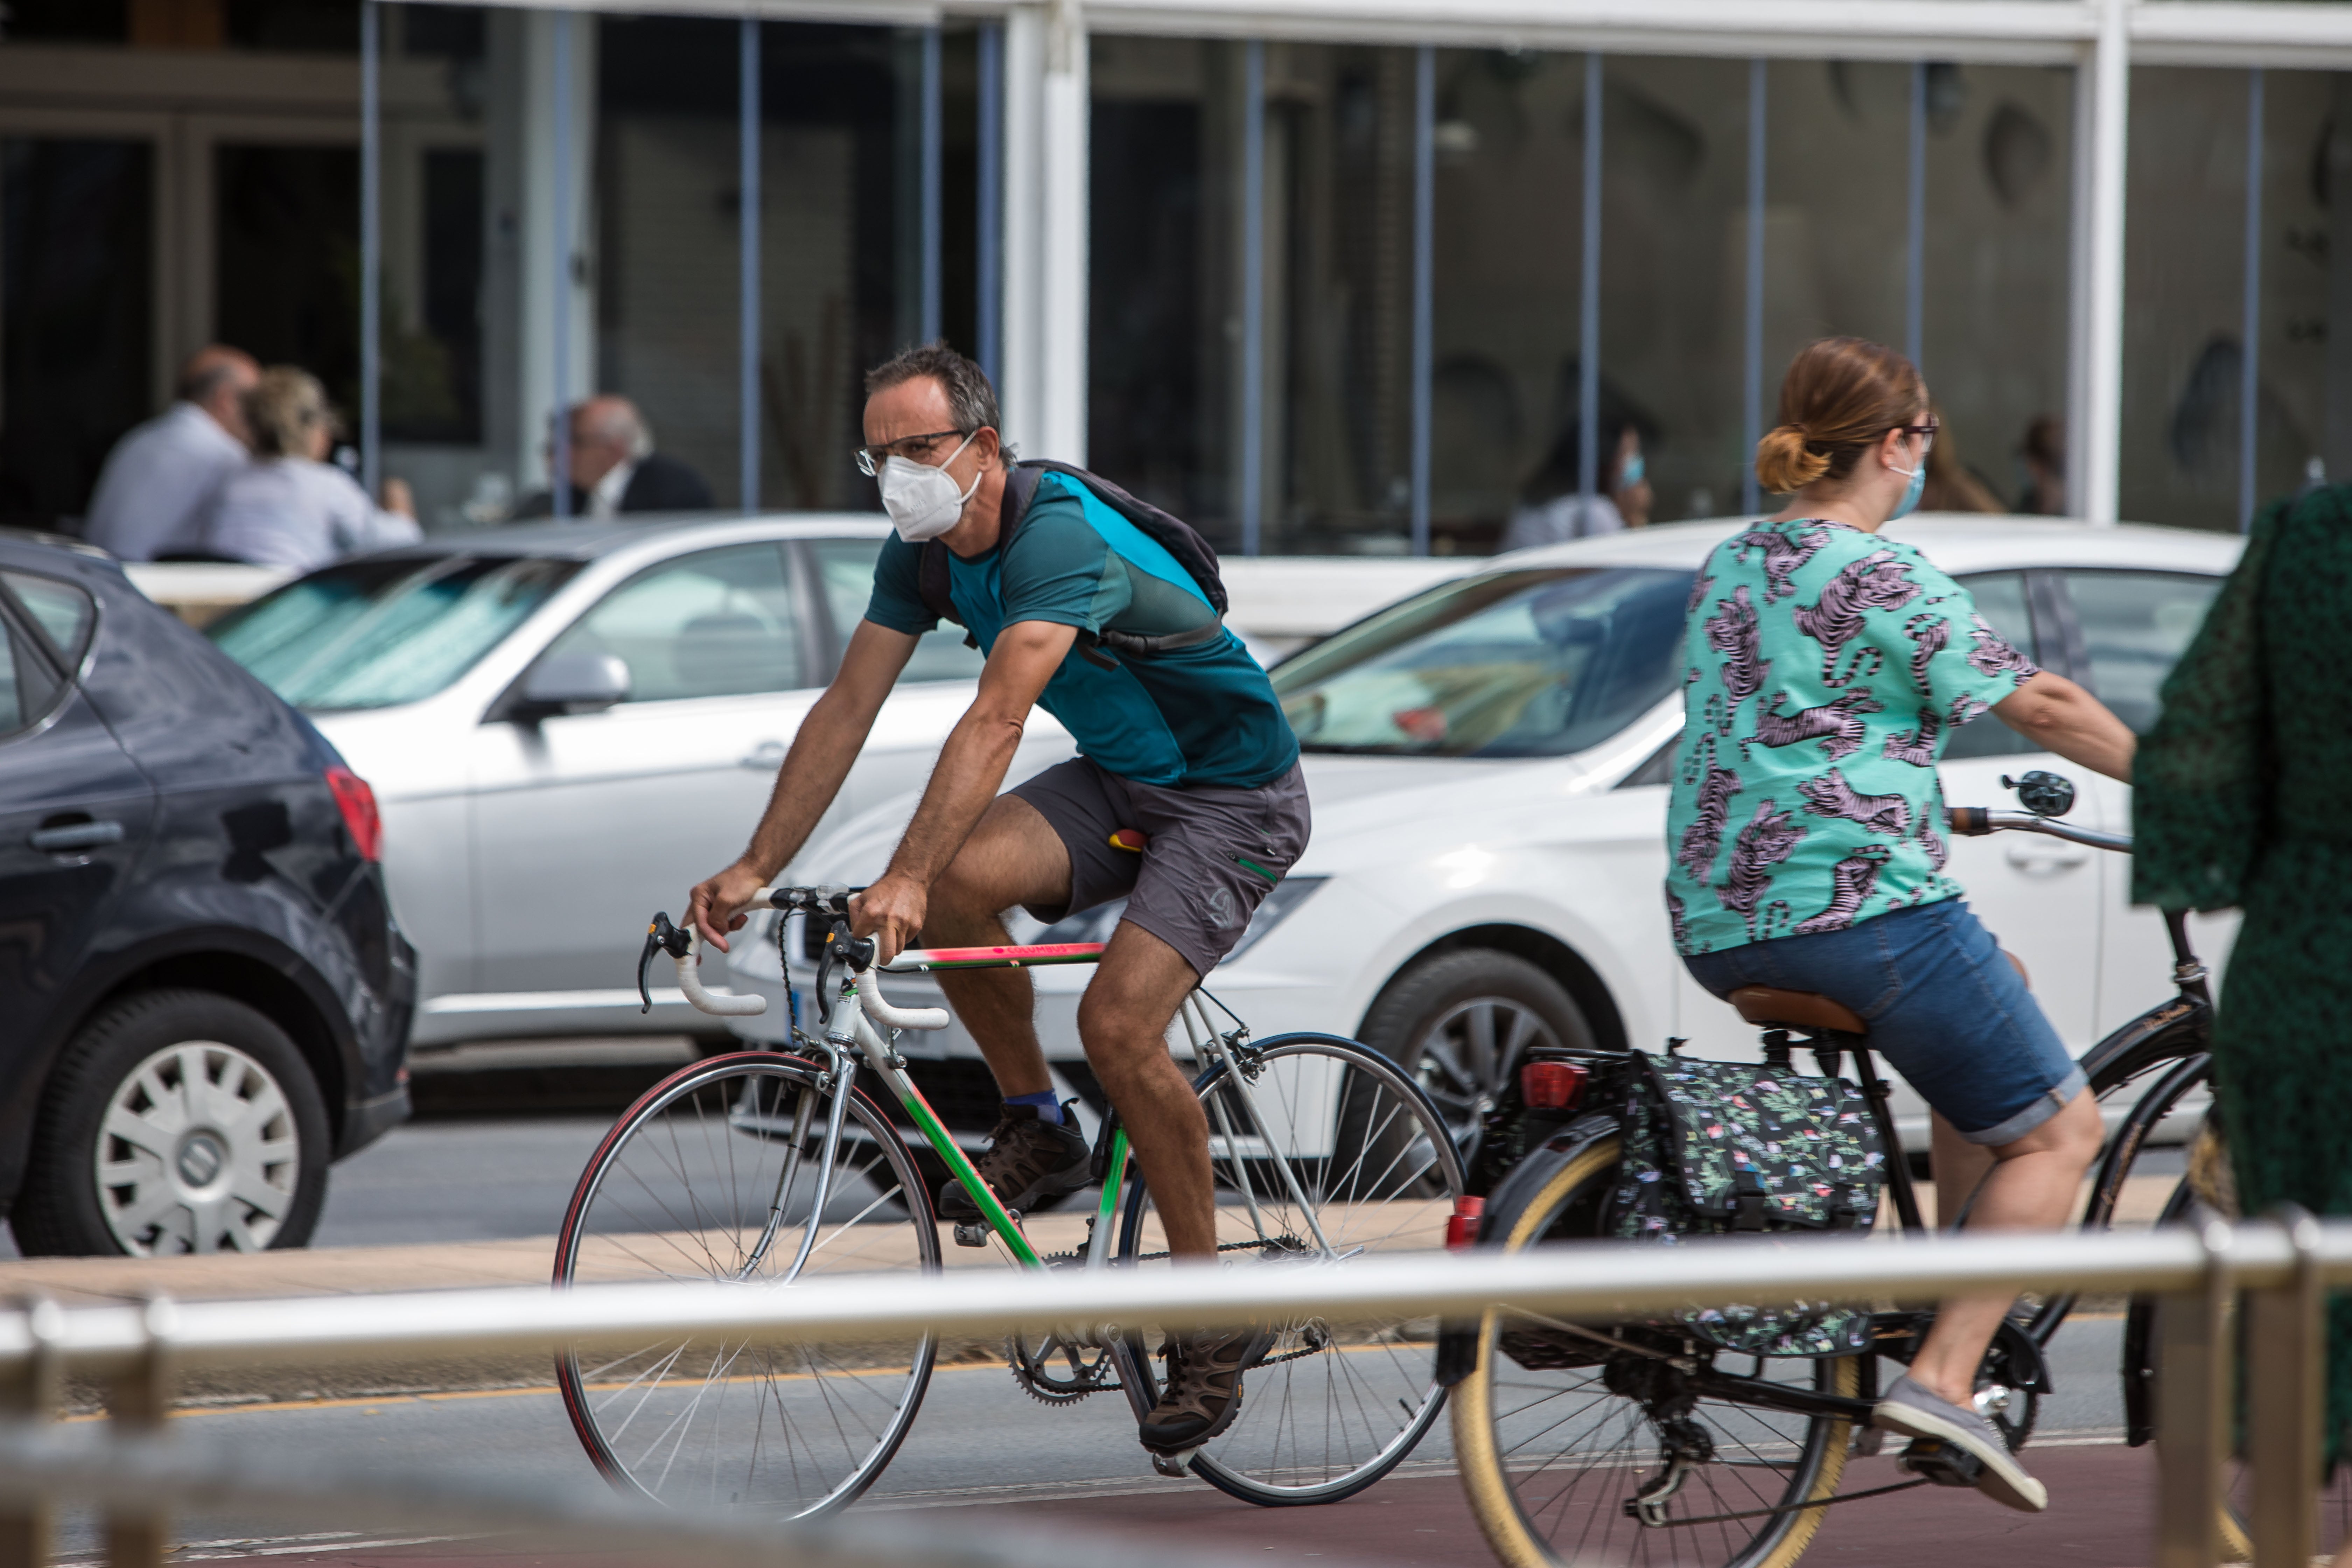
[{"left": 1665, "top": 337, "right": 2137, "bottom": 1512}]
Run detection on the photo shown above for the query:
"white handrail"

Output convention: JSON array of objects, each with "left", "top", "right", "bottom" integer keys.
[{"left": 0, "top": 1218, "right": 2324, "bottom": 1376}]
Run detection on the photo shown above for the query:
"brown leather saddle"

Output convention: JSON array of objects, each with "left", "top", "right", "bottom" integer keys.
[
  {"left": 1726, "top": 987, "right": 1868, "bottom": 1036},
  {"left": 1725, "top": 952, "right": 2026, "bottom": 1039}
]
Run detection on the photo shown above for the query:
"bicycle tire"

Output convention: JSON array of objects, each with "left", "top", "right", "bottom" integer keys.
[
  {"left": 1114, "top": 1032, "right": 1463, "bottom": 1505},
  {"left": 554, "top": 1051, "right": 939, "bottom": 1519},
  {"left": 1451, "top": 1133, "right": 1860, "bottom": 1568}
]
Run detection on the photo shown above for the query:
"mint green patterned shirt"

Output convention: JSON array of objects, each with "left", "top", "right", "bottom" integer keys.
[{"left": 1664, "top": 519, "right": 2039, "bottom": 955}]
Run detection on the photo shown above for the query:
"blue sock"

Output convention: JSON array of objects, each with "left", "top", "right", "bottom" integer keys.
[{"left": 1005, "top": 1090, "right": 1063, "bottom": 1125}]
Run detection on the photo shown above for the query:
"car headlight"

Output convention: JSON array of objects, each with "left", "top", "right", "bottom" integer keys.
[
  {"left": 1222, "top": 875, "right": 1327, "bottom": 964},
  {"left": 971, "top": 876, "right": 1329, "bottom": 965}
]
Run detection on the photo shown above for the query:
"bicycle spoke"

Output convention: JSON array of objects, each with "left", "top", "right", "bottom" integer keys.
[{"left": 556, "top": 1059, "right": 936, "bottom": 1520}]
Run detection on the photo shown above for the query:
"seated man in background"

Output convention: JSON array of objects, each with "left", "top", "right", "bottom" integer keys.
[
  {"left": 83, "top": 344, "right": 259, "bottom": 560},
  {"left": 515, "top": 396, "right": 715, "bottom": 519}
]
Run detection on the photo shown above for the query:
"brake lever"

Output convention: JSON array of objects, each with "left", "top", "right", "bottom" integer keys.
[{"left": 638, "top": 911, "right": 691, "bottom": 1013}]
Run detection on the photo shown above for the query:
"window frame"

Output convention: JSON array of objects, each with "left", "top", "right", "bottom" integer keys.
[
  {"left": 0, "top": 585, "right": 75, "bottom": 749},
  {"left": 2040, "top": 565, "right": 2227, "bottom": 732},
  {"left": 510, "top": 540, "right": 826, "bottom": 714}
]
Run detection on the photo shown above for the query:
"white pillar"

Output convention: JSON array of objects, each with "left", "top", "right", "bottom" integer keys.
[
  {"left": 2071, "top": 0, "right": 2130, "bottom": 524},
  {"left": 519, "top": 9, "right": 597, "bottom": 493},
  {"left": 998, "top": 4, "right": 1044, "bottom": 456},
  {"left": 1036, "top": 0, "right": 1089, "bottom": 464}
]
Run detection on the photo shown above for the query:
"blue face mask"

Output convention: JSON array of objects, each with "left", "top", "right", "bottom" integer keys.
[
  {"left": 1619, "top": 451, "right": 1646, "bottom": 487},
  {"left": 1887, "top": 456, "right": 1926, "bottom": 522}
]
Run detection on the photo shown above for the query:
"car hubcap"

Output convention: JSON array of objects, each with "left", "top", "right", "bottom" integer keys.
[
  {"left": 1413, "top": 997, "right": 1561, "bottom": 1153},
  {"left": 96, "top": 1041, "right": 300, "bottom": 1256}
]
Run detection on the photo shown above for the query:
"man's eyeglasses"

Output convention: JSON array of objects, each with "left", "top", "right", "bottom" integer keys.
[
  {"left": 854, "top": 430, "right": 972, "bottom": 478},
  {"left": 1891, "top": 420, "right": 1940, "bottom": 455}
]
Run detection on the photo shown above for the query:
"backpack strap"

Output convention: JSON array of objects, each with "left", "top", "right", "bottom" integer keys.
[{"left": 916, "top": 467, "right": 1044, "bottom": 648}]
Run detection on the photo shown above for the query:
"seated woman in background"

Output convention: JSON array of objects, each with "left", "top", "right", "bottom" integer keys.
[
  {"left": 202, "top": 367, "right": 421, "bottom": 571},
  {"left": 1502, "top": 413, "right": 1653, "bottom": 550}
]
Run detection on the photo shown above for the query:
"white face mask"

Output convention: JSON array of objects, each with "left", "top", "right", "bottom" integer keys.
[{"left": 877, "top": 431, "right": 981, "bottom": 542}]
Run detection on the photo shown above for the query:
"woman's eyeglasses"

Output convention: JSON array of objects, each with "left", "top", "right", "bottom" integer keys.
[
  {"left": 1892, "top": 421, "right": 1940, "bottom": 455},
  {"left": 854, "top": 430, "right": 971, "bottom": 477}
]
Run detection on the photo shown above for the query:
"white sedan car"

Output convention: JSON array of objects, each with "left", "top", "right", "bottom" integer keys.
[
  {"left": 205, "top": 516, "right": 1070, "bottom": 1046},
  {"left": 723, "top": 516, "right": 2239, "bottom": 1152}
]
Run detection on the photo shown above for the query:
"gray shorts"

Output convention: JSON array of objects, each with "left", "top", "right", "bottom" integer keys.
[{"left": 1009, "top": 757, "right": 1312, "bottom": 979}]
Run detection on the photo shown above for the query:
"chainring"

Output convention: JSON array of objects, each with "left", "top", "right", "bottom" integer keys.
[
  {"left": 1008, "top": 1329, "right": 1121, "bottom": 1405},
  {"left": 1006, "top": 1249, "right": 1121, "bottom": 1406}
]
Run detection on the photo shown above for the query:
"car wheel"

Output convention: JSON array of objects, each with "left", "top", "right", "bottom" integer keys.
[
  {"left": 1359, "top": 950, "right": 1595, "bottom": 1161},
  {"left": 13, "top": 990, "right": 332, "bottom": 1258}
]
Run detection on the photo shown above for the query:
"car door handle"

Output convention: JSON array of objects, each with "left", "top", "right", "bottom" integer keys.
[
  {"left": 740, "top": 740, "right": 788, "bottom": 771},
  {"left": 2004, "top": 840, "right": 2088, "bottom": 872},
  {"left": 30, "top": 820, "right": 125, "bottom": 852}
]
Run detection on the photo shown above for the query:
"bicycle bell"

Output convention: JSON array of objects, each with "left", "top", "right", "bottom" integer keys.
[{"left": 2001, "top": 770, "right": 2075, "bottom": 818}]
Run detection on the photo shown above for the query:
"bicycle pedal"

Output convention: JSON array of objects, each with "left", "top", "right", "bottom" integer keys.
[
  {"left": 952, "top": 1223, "right": 990, "bottom": 1248},
  {"left": 1148, "top": 1448, "right": 1196, "bottom": 1478},
  {"left": 1897, "top": 1437, "right": 1984, "bottom": 1488}
]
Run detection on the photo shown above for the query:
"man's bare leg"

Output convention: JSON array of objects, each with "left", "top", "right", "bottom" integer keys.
[
  {"left": 922, "top": 794, "right": 1072, "bottom": 1101},
  {"left": 1907, "top": 1090, "right": 2102, "bottom": 1407},
  {"left": 1078, "top": 921, "right": 1214, "bottom": 1259}
]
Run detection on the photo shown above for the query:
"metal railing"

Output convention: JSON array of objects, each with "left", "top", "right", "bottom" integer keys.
[{"left": 0, "top": 1213, "right": 2336, "bottom": 1568}]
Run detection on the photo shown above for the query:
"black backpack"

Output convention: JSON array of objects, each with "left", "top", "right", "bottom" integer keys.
[{"left": 917, "top": 460, "right": 1228, "bottom": 666}]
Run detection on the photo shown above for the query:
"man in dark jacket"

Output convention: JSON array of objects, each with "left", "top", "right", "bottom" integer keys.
[{"left": 514, "top": 396, "right": 715, "bottom": 519}]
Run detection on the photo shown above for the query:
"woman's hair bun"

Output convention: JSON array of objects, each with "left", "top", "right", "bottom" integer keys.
[{"left": 1754, "top": 424, "right": 1830, "bottom": 495}]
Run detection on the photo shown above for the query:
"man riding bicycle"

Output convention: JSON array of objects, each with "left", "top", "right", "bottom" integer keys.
[{"left": 688, "top": 342, "right": 1309, "bottom": 1460}]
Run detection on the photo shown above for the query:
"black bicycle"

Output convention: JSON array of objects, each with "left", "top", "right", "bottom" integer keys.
[{"left": 1446, "top": 770, "right": 2248, "bottom": 1568}]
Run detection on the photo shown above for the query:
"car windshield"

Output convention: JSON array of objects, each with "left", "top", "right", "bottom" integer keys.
[
  {"left": 1272, "top": 567, "right": 1692, "bottom": 758},
  {"left": 208, "top": 554, "right": 582, "bottom": 711}
]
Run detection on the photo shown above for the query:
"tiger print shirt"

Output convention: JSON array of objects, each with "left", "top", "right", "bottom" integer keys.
[{"left": 1664, "top": 517, "right": 2039, "bottom": 955}]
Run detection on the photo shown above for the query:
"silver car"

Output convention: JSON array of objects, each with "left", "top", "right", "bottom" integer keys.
[{"left": 206, "top": 516, "right": 1072, "bottom": 1046}]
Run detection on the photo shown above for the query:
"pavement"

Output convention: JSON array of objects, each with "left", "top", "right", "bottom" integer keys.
[{"left": 44, "top": 1448, "right": 2171, "bottom": 1568}]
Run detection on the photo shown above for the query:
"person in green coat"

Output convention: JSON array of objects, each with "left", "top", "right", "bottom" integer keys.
[{"left": 2133, "top": 481, "right": 2352, "bottom": 1458}]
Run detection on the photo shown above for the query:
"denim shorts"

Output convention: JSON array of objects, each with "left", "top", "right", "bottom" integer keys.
[{"left": 1680, "top": 899, "right": 2086, "bottom": 1145}]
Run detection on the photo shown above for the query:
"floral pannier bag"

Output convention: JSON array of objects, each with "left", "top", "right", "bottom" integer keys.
[{"left": 1612, "top": 1050, "right": 1889, "bottom": 1357}]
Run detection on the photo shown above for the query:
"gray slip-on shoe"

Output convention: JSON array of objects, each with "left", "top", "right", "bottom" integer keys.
[{"left": 1872, "top": 1373, "right": 2048, "bottom": 1513}]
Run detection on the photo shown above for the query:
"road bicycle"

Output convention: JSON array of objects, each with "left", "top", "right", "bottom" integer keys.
[
  {"left": 550, "top": 886, "right": 1465, "bottom": 1520},
  {"left": 1445, "top": 770, "right": 2266, "bottom": 1568}
]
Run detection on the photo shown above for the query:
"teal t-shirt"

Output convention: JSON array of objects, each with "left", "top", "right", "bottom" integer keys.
[
  {"left": 864, "top": 473, "right": 1300, "bottom": 789},
  {"left": 1663, "top": 518, "right": 2040, "bottom": 954}
]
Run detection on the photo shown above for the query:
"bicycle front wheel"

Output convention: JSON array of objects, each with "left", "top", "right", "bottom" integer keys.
[
  {"left": 1116, "top": 1032, "right": 1464, "bottom": 1505},
  {"left": 1452, "top": 1133, "right": 1858, "bottom": 1568},
  {"left": 553, "top": 1051, "right": 939, "bottom": 1519}
]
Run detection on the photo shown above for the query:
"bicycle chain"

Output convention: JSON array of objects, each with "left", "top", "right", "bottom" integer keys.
[
  {"left": 1631, "top": 1475, "right": 1928, "bottom": 1528},
  {"left": 1003, "top": 1237, "right": 1323, "bottom": 1402}
]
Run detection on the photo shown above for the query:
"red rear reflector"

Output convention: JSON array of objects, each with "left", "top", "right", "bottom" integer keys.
[
  {"left": 1521, "top": 1060, "right": 1588, "bottom": 1111},
  {"left": 324, "top": 765, "right": 383, "bottom": 862},
  {"left": 1445, "top": 1195, "right": 1485, "bottom": 1251}
]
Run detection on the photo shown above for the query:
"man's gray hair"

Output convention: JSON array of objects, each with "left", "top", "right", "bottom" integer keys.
[{"left": 864, "top": 342, "right": 1008, "bottom": 451}]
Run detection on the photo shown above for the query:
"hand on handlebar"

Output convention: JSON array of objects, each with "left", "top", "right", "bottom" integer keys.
[
  {"left": 849, "top": 874, "right": 926, "bottom": 967},
  {"left": 687, "top": 861, "right": 772, "bottom": 952}
]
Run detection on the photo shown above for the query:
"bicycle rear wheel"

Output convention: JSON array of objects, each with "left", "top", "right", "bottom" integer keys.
[
  {"left": 553, "top": 1051, "right": 938, "bottom": 1519},
  {"left": 1116, "top": 1032, "right": 1463, "bottom": 1505},
  {"left": 1452, "top": 1134, "right": 1859, "bottom": 1568}
]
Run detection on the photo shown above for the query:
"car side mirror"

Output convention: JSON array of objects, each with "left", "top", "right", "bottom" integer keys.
[{"left": 515, "top": 652, "right": 630, "bottom": 719}]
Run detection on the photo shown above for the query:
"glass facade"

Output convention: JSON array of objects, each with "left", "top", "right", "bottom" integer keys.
[
  {"left": 0, "top": 6, "right": 2343, "bottom": 548},
  {"left": 2122, "top": 66, "right": 2343, "bottom": 531}
]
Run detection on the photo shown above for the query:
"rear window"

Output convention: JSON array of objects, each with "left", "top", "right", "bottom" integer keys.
[
  {"left": 208, "top": 555, "right": 582, "bottom": 711},
  {"left": 1272, "top": 567, "right": 1691, "bottom": 758}
]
